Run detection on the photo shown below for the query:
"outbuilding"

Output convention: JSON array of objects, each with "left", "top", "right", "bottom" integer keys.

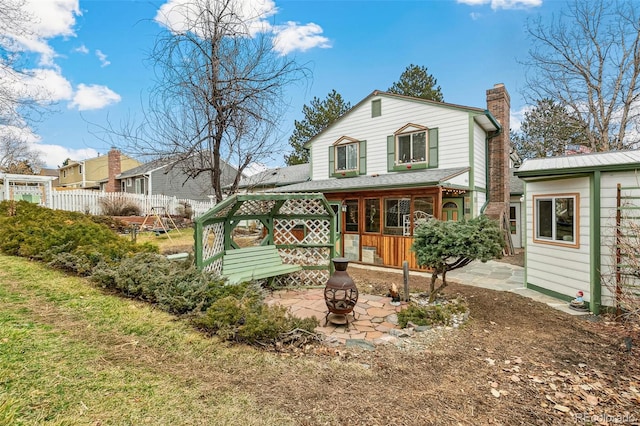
[{"left": 515, "top": 150, "right": 640, "bottom": 314}]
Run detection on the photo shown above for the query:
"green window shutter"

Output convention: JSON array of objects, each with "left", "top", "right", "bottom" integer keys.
[
  {"left": 428, "top": 128, "right": 438, "bottom": 168},
  {"left": 328, "top": 146, "right": 335, "bottom": 178},
  {"left": 359, "top": 140, "right": 367, "bottom": 175},
  {"left": 387, "top": 135, "right": 395, "bottom": 172}
]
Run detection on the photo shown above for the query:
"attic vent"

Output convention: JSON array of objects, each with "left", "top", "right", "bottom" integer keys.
[{"left": 371, "top": 99, "right": 381, "bottom": 118}]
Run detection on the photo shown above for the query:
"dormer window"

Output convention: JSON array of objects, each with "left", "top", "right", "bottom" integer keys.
[
  {"left": 397, "top": 131, "right": 426, "bottom": 164},
  {"left": 328, "top": 136, "right": 367, "bottom": 178},
  {"left": 336, "top": 143, "right": 358, "bottom": 172},
  {"left": 387, "top": 124, "right": 438, "bottom": 172}
]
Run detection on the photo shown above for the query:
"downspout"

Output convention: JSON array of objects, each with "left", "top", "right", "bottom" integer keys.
[
  {"left": 590, "top": 170, "right": 602, "bottom": 315},
  {"left": 146, "top": 172, "right": 152, "bottom": 195}
]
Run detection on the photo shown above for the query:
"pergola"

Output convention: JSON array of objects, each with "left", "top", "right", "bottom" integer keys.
[
  {"left": 0, "top": 173, "right": 56, "bottom": 206},
  {"left": 194, "top": 193, "right": 336, "bottom": 287}
]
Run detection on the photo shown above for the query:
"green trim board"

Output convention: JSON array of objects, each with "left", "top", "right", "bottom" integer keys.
[
  {"left": 590, "top": 171, "right": 601, "bottom": 315},
  {"left": 526, "top": 282, "right": 584, "bottom": 306},
  {"left": 516, "top": 163, "right": 640, "bottom": 178}
]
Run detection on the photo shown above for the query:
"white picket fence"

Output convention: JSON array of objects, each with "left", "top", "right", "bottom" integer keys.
[{"left": 50, "top": 190, "right": 216, "bottom": 218}]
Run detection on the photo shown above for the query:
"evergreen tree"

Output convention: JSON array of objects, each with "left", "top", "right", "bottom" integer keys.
[
  {"left": 511, "top": 98, "right": 590, "bottom": 159},
  {"left": 285, "top": 90, "right": 351, "bottom": 165},
  {"left": 388, "top": 64, "right": 444, "bottom": 102}
]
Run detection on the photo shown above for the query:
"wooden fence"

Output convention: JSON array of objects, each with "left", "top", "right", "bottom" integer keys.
[{"left": 50, "top": 190, "right": 216, "bottom": 218}]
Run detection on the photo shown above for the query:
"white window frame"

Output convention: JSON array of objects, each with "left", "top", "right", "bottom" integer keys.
[
  {"left": 134, "top": 177, "right": 144, "bottom": 194},
  {"left": 127, "top": 178, "right": 132, "bottom": 187},
  {"left": 533, "top": 193, "right": 579, "bottom": 248},
  {"left": 396, "top": 130, "right": 427, "bottom": 165},
  {"left": 334, "top": 142, "right": 359, "bottom": 172}
]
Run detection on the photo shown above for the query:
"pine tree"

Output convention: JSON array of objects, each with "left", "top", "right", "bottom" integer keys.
[
  {"left": 388, "top": 64, "right": 444, "bottom": 102},
  {"left": 285, "top": 90, "right": 351, "bottom": 165}
]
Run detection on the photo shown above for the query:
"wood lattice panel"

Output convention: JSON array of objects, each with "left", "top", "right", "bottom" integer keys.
[
  {"left": 273, "top": 219, "right": 331, "bottom": 246},
  {"left": 235, "top": 199, "right": 277, "bottom": 216},
  {"left": 202, "top": 222, "right": 224, "bottom": 275},
  {"left": 274, "top": 269, "right": 329, "bottom": 287}
]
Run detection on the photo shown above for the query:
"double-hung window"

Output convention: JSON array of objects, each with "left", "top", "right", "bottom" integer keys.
[
  {"left": 335, "top": 143, "right": 358, "bottom": 172},
  {"left": 534, "top": 194, "right": 578, "bottom": 247},
  {"left": 397, "top": 131, "right": 426, "bottom": 164}
]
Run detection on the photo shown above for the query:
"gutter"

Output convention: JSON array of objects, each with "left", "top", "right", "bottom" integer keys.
[{"left": 480, "top": 118, "right": 503, "bottom": 214}]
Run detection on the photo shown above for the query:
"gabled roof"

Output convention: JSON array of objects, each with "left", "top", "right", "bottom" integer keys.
[
  {"left": 515, "top": 150, "right": 640, "bottom": 178},
  {"left": 238, "top": 163, "right": 310, "bottom": 189},
  {"left": 303, "top": 90, "right": 500, "bottom": 149},
  {"left": 271, "top": 167, "right": 469, "bottom": 193},
  {"left": 117, "top": 158, "right": 169, "bottom": 178}
]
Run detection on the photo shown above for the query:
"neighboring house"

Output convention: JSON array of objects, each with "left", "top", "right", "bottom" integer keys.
[
  {"left": 39, "top": 168, "right": 60, "bottom": 187},
  {"left": 509, "top": 168, "right": 525, "bottom": 249},
  {"left": 237, "top": 163, "right": 310, "bottom": 192},
  {"left": 515, "top": 150, "right": 640, "bottom": 314},
  {"left": 275, "top": 84, "right": 513, "bottom": 269},
  {"left": 116, "top": 156, "right": 241, "bottom": 202},
  {"left": 58, "top": 148, "right": 141, "bottom": 190}
]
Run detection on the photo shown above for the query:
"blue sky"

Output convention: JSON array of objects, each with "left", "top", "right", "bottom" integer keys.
[{"left": 5, "top": 0, "right": 564, "bottom": 170}]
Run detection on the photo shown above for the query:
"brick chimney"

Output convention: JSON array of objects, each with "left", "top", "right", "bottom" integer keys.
[
  {"left": 484, "top": 83, "right": 511, "bottom": 227},
  {"left": 106, "top": 147, "right": 121, "bottom": 192}
]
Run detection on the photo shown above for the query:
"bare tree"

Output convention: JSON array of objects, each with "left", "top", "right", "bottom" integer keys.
[
  {"left": 523, "top": 0, "right": 640, "bottom": 152},
  {"left": 107, "top": 0, "right": 308, "bottom": 201},
  {"left": 0, "top": 131, "right": 44, "bottom": 173}
]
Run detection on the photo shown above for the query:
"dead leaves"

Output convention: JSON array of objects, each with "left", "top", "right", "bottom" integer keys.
[{"left": 479, "top": 351, "right": 640, "bottom": 420}]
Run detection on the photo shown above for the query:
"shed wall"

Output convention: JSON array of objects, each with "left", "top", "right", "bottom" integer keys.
[{"left": 525, "top": 177, "right": 591, "bottom": 300}]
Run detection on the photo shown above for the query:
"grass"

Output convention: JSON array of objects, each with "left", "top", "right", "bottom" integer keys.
[
  {"left": 0, "top": 255, "right": 299, "bottom": 425},
  {"left": 132, "top": 226, "right": 195, "bottom": 254}
]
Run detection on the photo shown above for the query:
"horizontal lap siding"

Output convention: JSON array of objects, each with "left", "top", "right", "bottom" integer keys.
[
  {"left": 599, "top": 171, "right": 640, "bottom": 305},
  {"left": 525, "top": 177, "right": 591, "bottom": 300},
  {"left": 310, "top": 96, "right": 473, "bottom": 181}
]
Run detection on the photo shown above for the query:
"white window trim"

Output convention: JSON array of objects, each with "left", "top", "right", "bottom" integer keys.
[
  {"left": 127, "top": 178, "right": 132, "bottom": 187},
  {"left": 533, "top": 193, "right": 579, "bottom": 248},
  {"left": 334, "top": 142, "right": 359, "bottom": 173}
]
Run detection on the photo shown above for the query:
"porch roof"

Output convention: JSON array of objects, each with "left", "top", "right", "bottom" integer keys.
[{"left": 271, "top": 167, "right": 469, "bottom": 193}]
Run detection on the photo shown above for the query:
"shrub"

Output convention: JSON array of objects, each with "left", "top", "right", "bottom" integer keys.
[
  {"left": 397, "top": 298, "right": 469, "bottom": 328},
  {"left": 98, "top": 195, "right": 142, "bottom": 216},
  {"left": 0, "top": 201, "right": 157, "bottom": 274},
  {"left": 197, "top": 292, "right": 319, "bottom": 345},
  {"left": 412, "top": 215, "right": 504, "bottom": 301}
]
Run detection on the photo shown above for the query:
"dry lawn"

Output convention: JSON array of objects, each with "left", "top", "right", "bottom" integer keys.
[{"left": 3, "top": 247, "right": 638, "bottom": 425}]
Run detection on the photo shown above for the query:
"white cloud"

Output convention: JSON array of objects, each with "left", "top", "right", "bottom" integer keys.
[
  {"left": 69, "top": 84, "right": 121, "bottom": 111},
  {"left": 155, "top": 0, "right": 329, "bottom": 55},
  {"left": 272, "top": 22, "right": 331, "bottom": 55},
  {"left": 24, "top": 68, "right": 74, "bottom": 103},
  {"left": 156, "top": 0, "right": 277, "bottom": 35},
  {"left": 95, "top": 50, "right": 111, "bottom": 67},
  {"left": 510, "top": 105, "right": 532, "bottom": 133},
  {"left": 6, "top": 0, "right": 81, "bottom": 66},
  {"left": 74, "top": 44, "right": 89, "bottom": 54},
  {"left": 457, "top": 0, "right": 542, "bottom": 10},
  {"left": 33, "top": 144, "right": 100, "bottom": 169}
]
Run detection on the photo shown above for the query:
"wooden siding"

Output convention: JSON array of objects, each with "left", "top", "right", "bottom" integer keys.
[
  {"left": 310, "top": 95, "right": 475, "bottom": 181},
  {"left": 525, "top": 177, "right": 591, "bottom": 300},
  {"left": 360, "top": 234, "right": 422, "bottom": 269}
]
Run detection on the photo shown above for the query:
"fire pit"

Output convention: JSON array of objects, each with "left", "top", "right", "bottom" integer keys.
[{"left": 324, "top": 257, "right": 359, "bottom": 328}]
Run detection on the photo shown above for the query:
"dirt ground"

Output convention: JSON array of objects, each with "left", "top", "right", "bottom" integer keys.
[
  {"left": 153, "top": 234, "right": 638, "bottom": 423},
  {"left": 274, "top": 256, "right": 640, "bottom": 425}
]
